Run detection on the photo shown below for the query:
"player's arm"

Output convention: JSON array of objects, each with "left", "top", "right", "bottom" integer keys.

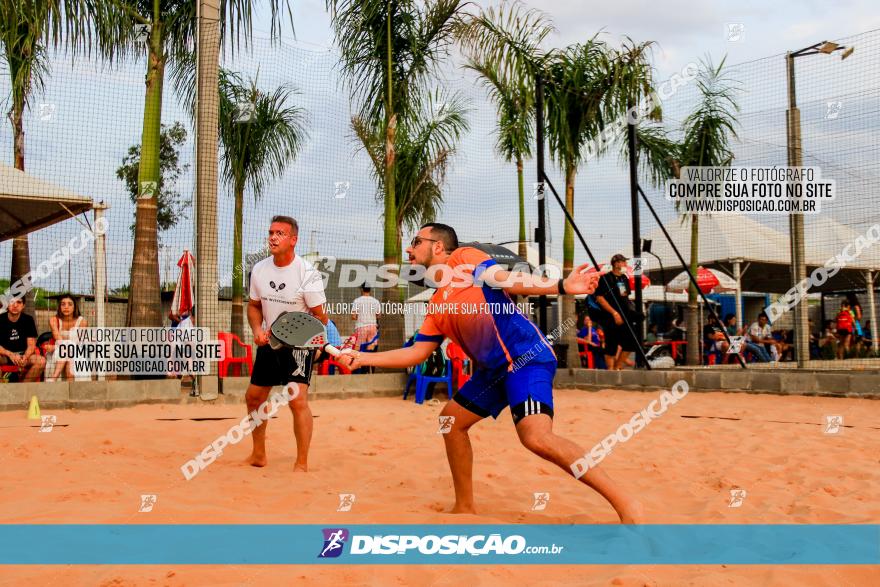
[
  {"left": 247, "top": 299, "right": 268, "bottom": 345},
  {"left": 479, "top": 263, "right": 599, "bottom": 296},
  {"left": 596, "top": 294, "right": 621, "bottom": 318},
  {"left": 343, "top": 340, "right": 439, "bottom": 370},
  {"left": 308, "top": 303, "right": 329, "bottom": 325}
]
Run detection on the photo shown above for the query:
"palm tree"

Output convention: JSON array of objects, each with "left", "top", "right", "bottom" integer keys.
[
  {"left": 351, "top": 91, "right": 469, "bottom": 249},
  {"left": 1, "top": 0, "right": 53, "bottom": 314},
  {"left": 460, "top": 4, "right": 553, "bottom": 259},
  {"left": 37, "top": 0, "right": 292, "bottom": 326},
  {"left": 543, "top": 38, "right": 655, "bottom": 366},
  {"left": 326, "top": 0, "right": 465, "bottom": 269},
  {"left": 673, "top": 58, "right": 739, "bottom": 365},
  {"left": 217, "top": 71, "right": 308, "bottom": 341}
]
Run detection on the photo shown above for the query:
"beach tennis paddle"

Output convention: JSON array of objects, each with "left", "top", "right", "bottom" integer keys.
[{"left": 268, "top": 311, "right": 346, "bottom": 357}]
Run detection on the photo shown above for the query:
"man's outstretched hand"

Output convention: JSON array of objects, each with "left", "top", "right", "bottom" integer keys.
[
  {"left": 562, "top": 264, "right": 600, "bottom": 295},
  {"left": 335, "top": 351, "right": 361, "bottom": 370}
]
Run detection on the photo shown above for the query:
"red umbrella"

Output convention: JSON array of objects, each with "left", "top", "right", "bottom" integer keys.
[
  {"left": 666, "top": 266, "right": 736, "bottom": 294},
  {"left": 624, "top": 265, "right": 651, "bottom": 290},
  {"left": 171, "top": 250, "right": 195, "bottom": 319}
]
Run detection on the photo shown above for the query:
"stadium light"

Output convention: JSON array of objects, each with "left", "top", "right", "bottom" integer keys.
[{"left": 785, "top": 39, "right": 853, "bottom": 368}]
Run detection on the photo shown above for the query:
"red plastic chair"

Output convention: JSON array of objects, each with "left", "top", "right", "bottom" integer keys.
[
  {"left": 0, "top": 363, "right": 22, "bottom": 380},
  {"left": 445, "top": 342, "right": 471, "bottom": 391},
  {"left": 218, "top": 332, "right": 253, "bottom": 377},
  {"left": 1, "top": 346, "right": 42, "bottom": 382},
  {"left": 576, "top": 337, "right": 596, "bottom": 368}
]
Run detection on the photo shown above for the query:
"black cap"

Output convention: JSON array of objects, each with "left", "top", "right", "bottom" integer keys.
[{"left": 610, "top": 253, "right": 628, "bottom": 264}]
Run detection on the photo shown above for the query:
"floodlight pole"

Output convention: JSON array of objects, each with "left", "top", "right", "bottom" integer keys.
[
  {"left": 94, "top": 201, "right": 108, "bottom": 380},
  {"left": 785, "top": 40, "right": 851, "bottom": 367},
  {"left": 785, "top": 51, "right": 809, "bottom": 368}
]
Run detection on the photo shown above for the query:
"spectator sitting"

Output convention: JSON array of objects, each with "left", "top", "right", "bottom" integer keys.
[
  {"left": 772, "top": 329, "right": 794, "bottom": 361},
  {"left": 0, "top": 298, "right": 45, "bottom": 382},
  {"left": 47, "top": 294, "right": 89, "bottom": 381},
  {"left": 351, "top": 284, "right": 381, "bottom": 350},
  {"left": 703, "top": 314, "right": 728, "bottom": 358},
  {"left": 747, "top": 312, "right": 777, "bottom": 362},
  {"left": 725, "top": 313, "right": 770, "bottom": 363},
  {"left": 809, "top": 319, "right": 821, "bottom": 359},
  {"left": 819, "top": 320, "right": 837, "bottom": 359},
  {"left": 666, "top": 318, "right": 686, "bottom": 341},
  {"left": 577, "top": 315, "right": 604, "bottom": 368}
]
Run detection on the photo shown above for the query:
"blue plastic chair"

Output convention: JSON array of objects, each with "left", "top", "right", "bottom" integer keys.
[{"left": 404, "top": 359, "right": 453, "bottom": 404}]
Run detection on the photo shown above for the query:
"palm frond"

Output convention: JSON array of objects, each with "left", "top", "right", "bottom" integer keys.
[
  {"left": 456, "top": 1, "right": 554, "bottom": 82},
  {"left": 327, "top": 0, "right": 466, "bottom": 125},
  {"left": 218, "top": 73, "right": 309, "bottom": 201}
]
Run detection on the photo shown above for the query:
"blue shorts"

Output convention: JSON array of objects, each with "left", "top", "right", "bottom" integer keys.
[{"left": 453, "top": 360, "right": 556, "bottom": 424}]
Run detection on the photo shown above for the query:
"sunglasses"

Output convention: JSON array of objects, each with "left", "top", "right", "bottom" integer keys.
[{"left": 410, "top": 236, "right": 440, "bottom": 248}]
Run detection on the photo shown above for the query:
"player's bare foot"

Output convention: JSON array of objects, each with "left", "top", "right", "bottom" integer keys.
[
  {"left": 293, "top": 461, "right": 308, "bottom": 472},
  {"left": 449, "top": 503, "right": 476, "bottom": 514},
  {"left": 616, "top": 499, "right": 645, "bottom": 524},
  {"left": 247, "top": 453, "right": 267, "bottom": 467}
]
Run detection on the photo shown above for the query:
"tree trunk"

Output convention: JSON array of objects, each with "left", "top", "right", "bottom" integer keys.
[
  {"left": 686, "top": 214, "right": 700, "bottom": 365},
  {"left": 127, "top": 30, "right": 165, "bottom": 327},
  {"left": 379, "top": 114, "right": 404, "bottom": 350},
  {"left": 561, "top": 164, "right": 579, "bottom": 369},
  {"left": 516, "top": 157, "right": 527, "bottom": 260},
  {"left": 9, "top": 95, "right": 34, "bottom": 315},
  {"left": 230, "top": 180, "right": 245, "bottom": 345}
]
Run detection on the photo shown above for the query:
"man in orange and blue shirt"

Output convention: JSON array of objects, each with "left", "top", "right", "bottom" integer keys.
[{"left": 341, "top": 223, "right": 642, "bottom": 523}]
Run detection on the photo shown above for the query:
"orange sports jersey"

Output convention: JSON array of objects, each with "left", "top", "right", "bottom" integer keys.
[{"left": 414, "top": 247, "right": 555, "bottom": 371}]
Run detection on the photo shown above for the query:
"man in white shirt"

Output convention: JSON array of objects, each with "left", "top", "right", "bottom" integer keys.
[
  {"left": 351, "top": 284, "right": 381, "bottom": 350},
  {"left": 747, "top": 311, "right": 779, "bottom": 361},
  {"left": 246, "top": 215, "right": 328, "bottom": 471}
]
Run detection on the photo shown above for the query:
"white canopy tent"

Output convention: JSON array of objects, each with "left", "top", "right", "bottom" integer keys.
[
  {"left": 804, "top": 216, "right": 880, "bottom": 337},
  {"left": 0, "top": 163, "right": 108, "bottom": 328},
  {"left": 630, "top": 215, "right": 799, "bottom": 329}
]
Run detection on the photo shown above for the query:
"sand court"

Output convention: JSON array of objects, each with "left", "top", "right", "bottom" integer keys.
[{"left": 1, "top": 387, "right": 878, "bottom": 585}]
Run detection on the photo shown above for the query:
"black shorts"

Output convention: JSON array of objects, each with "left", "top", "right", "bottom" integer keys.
[
  {"left": 250, "top": 345, "right": 316, "bottom": 387},
  {"left": 602, "top": 320, "right": 640, "bottom": 355}
]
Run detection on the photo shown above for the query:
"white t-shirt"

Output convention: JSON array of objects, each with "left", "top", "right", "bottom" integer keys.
[
  {"left": 748, "top": 322, "right": 771, "bottom": 342},
  {"left": 352, "top": 295, "right": 381, "bottom": 328},
  {"left": 249, "top": 255, "right": 326, "bottom": 330}
]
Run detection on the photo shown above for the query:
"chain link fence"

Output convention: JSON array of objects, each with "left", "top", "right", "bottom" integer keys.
[{"left": 2, "top": 23, "right": 878, "bottom": 371}]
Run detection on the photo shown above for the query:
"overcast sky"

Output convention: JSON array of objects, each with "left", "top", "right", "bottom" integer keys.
[{"left": 264, "top": 0, "right": 880, "bottom": 77}]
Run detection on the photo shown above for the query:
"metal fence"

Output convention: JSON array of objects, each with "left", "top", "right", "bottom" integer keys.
[{"left": 2, "top": 23, "right": 878, "bottom": 370}]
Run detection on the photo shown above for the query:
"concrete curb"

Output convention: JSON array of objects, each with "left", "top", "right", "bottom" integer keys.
[
  {"left": 554, "top": 368, "right": 880, "bottom": 398},
  {"left": 2, "top": 367, "right": 877, "bottom": 412},
  {"left": 0, "top": 373, "right": 410, "bottom": 412}
]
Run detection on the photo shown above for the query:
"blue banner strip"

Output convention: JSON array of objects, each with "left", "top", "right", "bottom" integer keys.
[{"left": 0, "top": 525, "right": 877, "bottom": 565}]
